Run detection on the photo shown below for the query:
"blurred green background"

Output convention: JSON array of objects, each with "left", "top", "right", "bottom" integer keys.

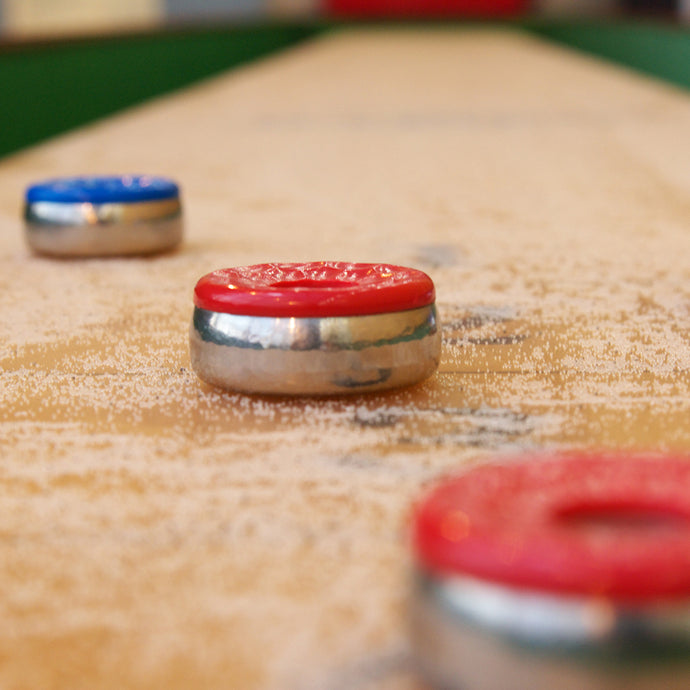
[{"left": 0, "top": 17, "right": 688, "bottom": 159}]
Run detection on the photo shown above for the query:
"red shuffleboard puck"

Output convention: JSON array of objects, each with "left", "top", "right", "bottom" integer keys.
[
  {"left": 410, "top": 454, "right": 690, "bottom": 690},
  {"left": 190, "top": 262, "right": 441, "bottom": 395}
]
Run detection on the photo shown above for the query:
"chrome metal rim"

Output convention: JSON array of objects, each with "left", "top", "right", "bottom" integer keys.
[
  {"left": 24, "top": 198, "right": 182, "bottom": 256},
  {"left": 189, "top": 304, "right": 441, "bottom": 395},
  {"left": 410, "top": 568, "right": 690, "bottom": 690}
]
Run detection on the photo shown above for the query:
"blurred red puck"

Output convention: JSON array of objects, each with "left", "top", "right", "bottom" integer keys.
[{"left": 325, "top": 0, "right": 529, "bottom": 18}]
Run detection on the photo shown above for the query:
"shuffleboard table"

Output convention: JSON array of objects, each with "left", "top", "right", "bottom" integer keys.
[{"left": 1, "top": 25, "right": 689, "bottom": 690}]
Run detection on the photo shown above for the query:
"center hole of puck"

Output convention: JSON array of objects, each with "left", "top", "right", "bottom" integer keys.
[
  {"left": 269, "top": 279, "right": 357, "bottom": 289},
  {"left": 554, "top": 500, "right": 690, "bottom": 532}
]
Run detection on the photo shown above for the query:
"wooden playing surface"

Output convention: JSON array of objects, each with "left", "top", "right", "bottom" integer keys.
[{"left": 1, "top": 28, "right": 689, "bottom": 689}]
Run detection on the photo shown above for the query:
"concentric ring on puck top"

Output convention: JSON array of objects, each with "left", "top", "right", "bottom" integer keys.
[
  {"left": 24, "top": 175, "right": 183, "bottom": 257},
  {"left": 410, "top": 454, "right": 690, "bottom": 690},
  {"left": 190, "top": 262, "right": 441, "bottom": 395}
]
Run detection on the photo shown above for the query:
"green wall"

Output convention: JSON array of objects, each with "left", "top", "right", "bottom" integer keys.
[
  {"left": 0, "top": 25, "right": 316, "bottom": 158},
  {"left": 529, "top": 21, "right": 690, "bottom": 91}
]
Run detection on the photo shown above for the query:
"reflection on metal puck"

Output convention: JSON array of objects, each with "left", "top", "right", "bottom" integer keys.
[
  {"left": 410, "top": 454, "right": 690, "bottom": 690},
  {"left": 190, "top": 262, "right": 441, "bottom": 395},
  {"left": 24, "top": 175, "right": 183, "bottom": 257}
]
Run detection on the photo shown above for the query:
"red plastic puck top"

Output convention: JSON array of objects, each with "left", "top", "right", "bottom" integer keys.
[
  {"left": 326, "top": 0, "right": 528, "bottom": 18},
  {"left": 413, "top": 454, "right": 690, "bottom": 602},
  {"left": 193, "top": 262, "right": 435, "bottom": 318}
]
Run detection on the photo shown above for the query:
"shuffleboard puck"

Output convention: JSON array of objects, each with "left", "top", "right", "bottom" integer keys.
[
  {"left": 411, "top": 454, "right": 690, "bottom": 690},
  {"left": 24, "top": 175, "right": 183, "bottom": 257},
  {"left": 190, "top": 261, "right": 441, "bottom": 395}
]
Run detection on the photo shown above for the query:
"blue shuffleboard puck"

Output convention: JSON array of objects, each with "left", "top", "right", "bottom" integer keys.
[{"left": 24, "top": 175, "right": 183, "bottom": 257}]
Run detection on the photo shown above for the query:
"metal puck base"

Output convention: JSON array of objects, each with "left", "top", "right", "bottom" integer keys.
[
  {"left": 190, "top": 304, "right": 441, "bottom": 395},
  {"left": 25, "top": 198, "right": 183, "bottom": 257},
  {"left": 411, "top": 568, "right": 690, "bottom": 690}
]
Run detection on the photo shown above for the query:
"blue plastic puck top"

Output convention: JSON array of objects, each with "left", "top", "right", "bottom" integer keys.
[{"left": 25, "top": 175, "right": 179, "bottom": 204}]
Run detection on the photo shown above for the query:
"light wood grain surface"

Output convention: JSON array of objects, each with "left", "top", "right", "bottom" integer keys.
[{"left": 1, "top": 28, "right": 689, "bottom": 690}]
